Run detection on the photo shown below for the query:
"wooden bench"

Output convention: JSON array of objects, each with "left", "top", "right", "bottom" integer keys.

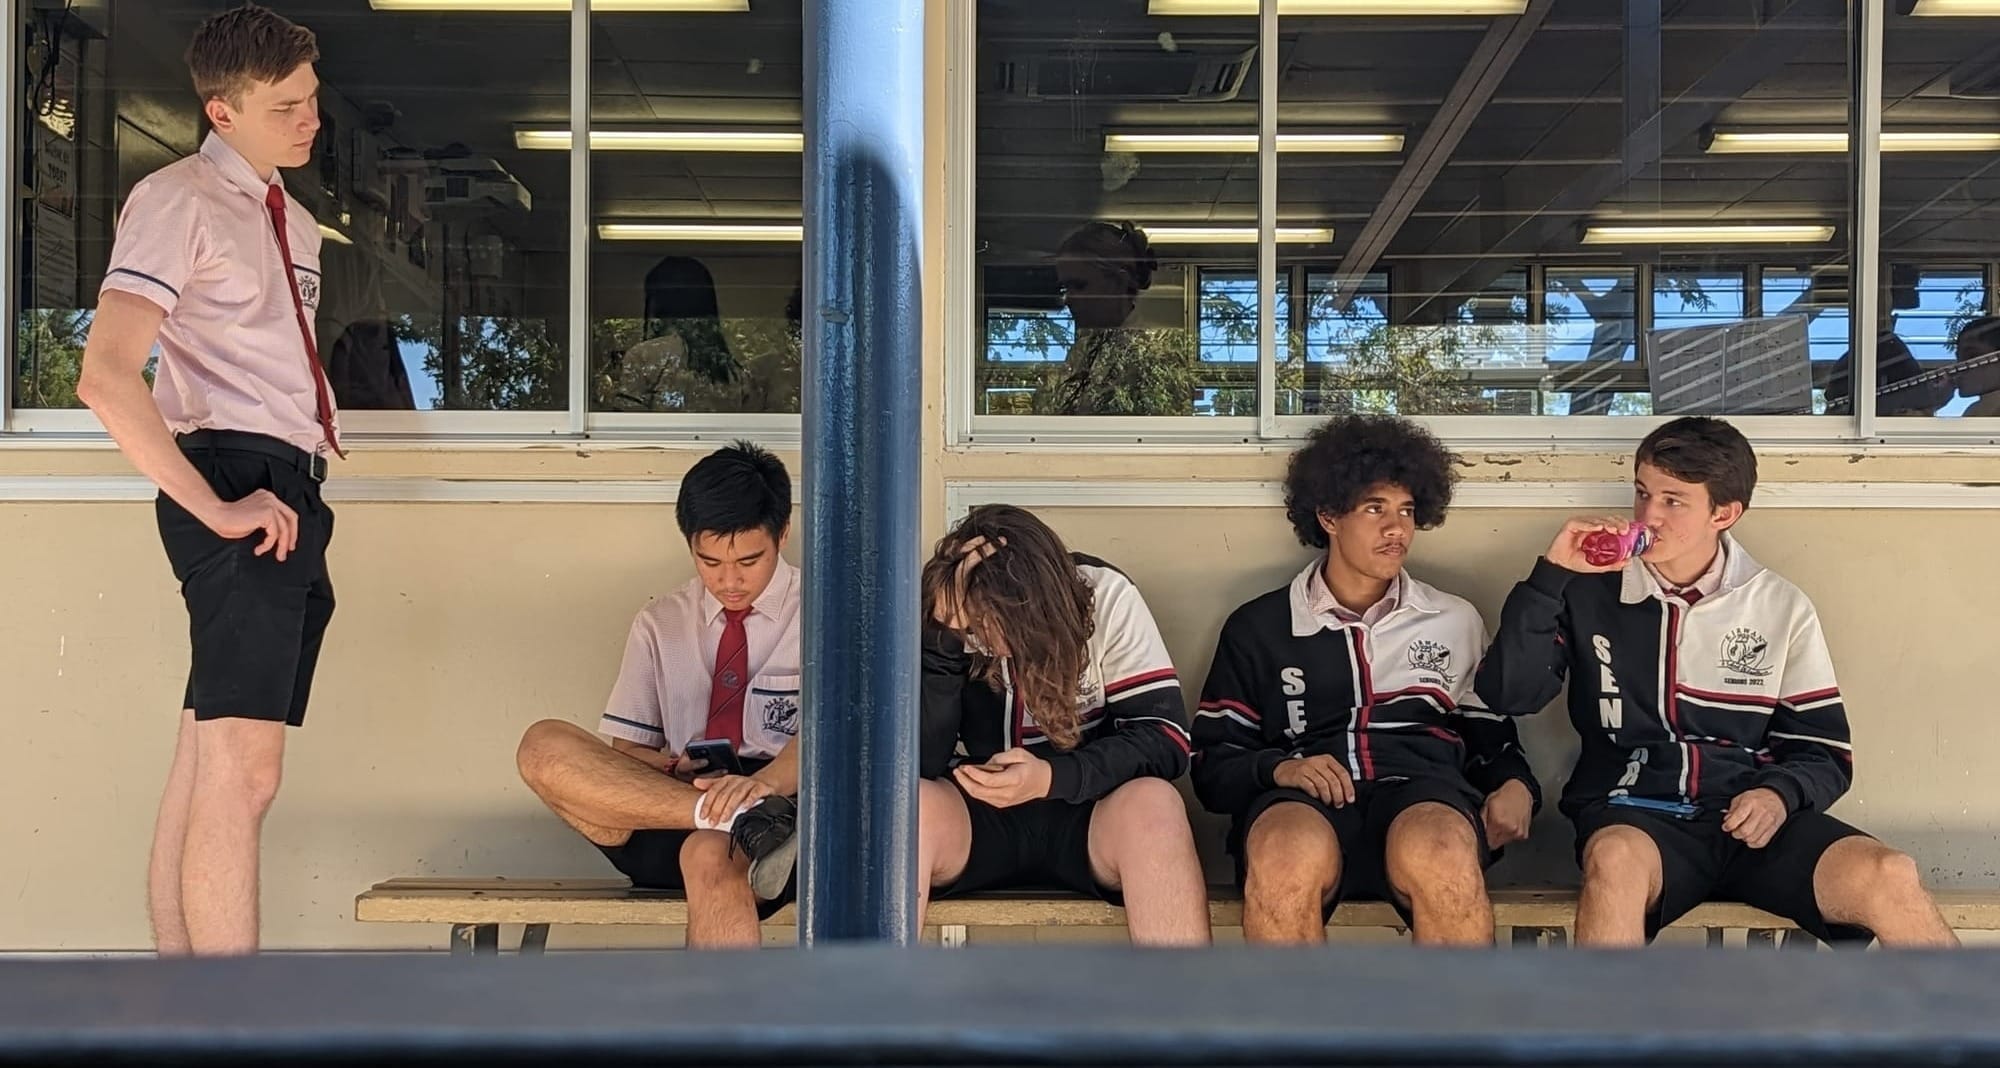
[{"left": 356, "top": 878, "right": 2000, "bottom": 954}]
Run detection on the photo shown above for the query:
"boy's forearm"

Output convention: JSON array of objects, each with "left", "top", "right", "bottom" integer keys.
[{"left": 80, "top": 366, "right": 220, "bottom": 516}]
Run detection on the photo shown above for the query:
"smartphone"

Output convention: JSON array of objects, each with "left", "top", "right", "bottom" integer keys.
[
  {"left": 683, "top": 738, "right": 744, "bottom": 777},
  {"left": 1607, "top": 795, "right": 1702, "bottom": 820}
]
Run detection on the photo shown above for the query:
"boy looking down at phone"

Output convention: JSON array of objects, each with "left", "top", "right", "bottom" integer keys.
[{"left": 516, "top": 443, "right": 801, "bottom": 948}]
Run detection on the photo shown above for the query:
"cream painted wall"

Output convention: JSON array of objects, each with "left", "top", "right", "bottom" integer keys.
[{"left": 5, "top": 494, "right": 1998, "bottom": 950}]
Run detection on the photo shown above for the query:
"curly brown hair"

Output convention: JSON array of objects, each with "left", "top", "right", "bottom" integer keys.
[
  {"left": 1284, "top": 414, "right": 1458, "bottom": 548},
  {"left": 922, "top": 505, "right": 1095, "bottom": 749}
]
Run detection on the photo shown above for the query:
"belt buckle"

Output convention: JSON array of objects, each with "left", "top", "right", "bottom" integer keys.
[{"left": 309, "top": 454, "right": 328, "bottom": 482}]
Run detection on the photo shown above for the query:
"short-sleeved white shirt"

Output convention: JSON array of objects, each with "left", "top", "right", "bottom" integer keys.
[
  {"left": 99, "top": 132, "right": 335, "bottom": 455},
  {"left": 597, "top": 559, "right": 803, "bottom": 758}
]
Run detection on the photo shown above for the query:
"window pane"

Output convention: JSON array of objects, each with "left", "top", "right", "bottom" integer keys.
[
  {"left": 1879, "top": 11, "right": 1998, "bottom": 420},
  {"left": 587, "top": 4, "right": 801, "bottom": 416},
  {"left": 16, "top": 2, "right": 572, "bottom": 412},
  {"left": 974, "top": 2, "right": 1261, "bottom": 417},
  {"left": 1268, "top": 2, "right": 1848, "bottom": 418}
]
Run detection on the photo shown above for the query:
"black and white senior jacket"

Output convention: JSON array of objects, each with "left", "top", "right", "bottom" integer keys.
[
  {"left": 1191, "top": 560, "right": 1541, "bottom": 818},
  {"left": 920, "top": 554, "right": 1192, "bottom": 804},
  {"left": 1475, "top": 535, "right": 1852, "bottom": 818}
]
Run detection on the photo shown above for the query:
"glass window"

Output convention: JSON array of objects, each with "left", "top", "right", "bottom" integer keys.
[
  {"left": 1195, "top": 269, "right": 1283, "bottom": 416},
  {"left": 587, "top": 3, "right": 802, "bottom": 417},
  {"left": 972, "top": 1, "right": 1260, "bottom": 418},
  {"left": 15, "top": 2, "right": 574, "bottom": 414},
  {"left": 1261, "top": 2, "right": 1851, "bottom": 421},
  {"left": 1879, "top": 11, "right": 1998, "bottom": 420},
  {"left": 1543, "top": 267, "right": 1639, "bottom": 416}
]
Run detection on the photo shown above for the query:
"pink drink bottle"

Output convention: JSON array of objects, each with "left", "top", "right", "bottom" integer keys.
[{"left": 1580, "top": 524, "right": 1652, "bottom": 567}]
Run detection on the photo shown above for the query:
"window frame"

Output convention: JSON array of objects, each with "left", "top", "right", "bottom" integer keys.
[
  {"left": 0, "top": 0, "right": 807, "bottom": 449},
  {"left": 946, "top": 0, "right": 2000, "bottom": 450}
]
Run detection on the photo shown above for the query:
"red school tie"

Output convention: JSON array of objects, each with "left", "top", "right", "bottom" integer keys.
[
  {"left": 704, "top": 608, "right": 751, "bottom": 747},
  {"left": 264, "top": 183, "right": 344, "bottom": 458}
]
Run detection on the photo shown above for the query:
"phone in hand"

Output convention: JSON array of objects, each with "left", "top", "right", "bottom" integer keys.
[{"left": 683, "top": 738, "right": 744, "bottom": 777}]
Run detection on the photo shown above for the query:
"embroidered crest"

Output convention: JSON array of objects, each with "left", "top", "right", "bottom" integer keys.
[
  {"left": 762, "top": 694, "right": 800, "bottom": 736},
  {"left": 1719, "top": 627, "right": 1773, "bottom": 678},
  {"left": 1407, "top": 639, "right": 1456, "bottom": 684}
]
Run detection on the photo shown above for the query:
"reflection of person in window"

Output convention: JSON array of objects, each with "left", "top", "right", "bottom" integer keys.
[
  {"left": 1826, "top": 332, "right": 1949, "bottom": 417},
  {"left": 1954, "top": 317, "right": 2000, "bottom": 418},
  {"left": 601, "top": 256, "right": 740, "bottom": 412},
  {"left": 1043, "top": 221, "right": 1196, "bottom": 416}
]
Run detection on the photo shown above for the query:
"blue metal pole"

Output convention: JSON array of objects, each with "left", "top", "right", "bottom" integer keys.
[{"left": 798, "top": 0, "right": 924, "bottom": 944}]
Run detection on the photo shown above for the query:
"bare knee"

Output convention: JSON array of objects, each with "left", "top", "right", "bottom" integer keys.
[
  {"left": 1095, "top": 778, "right": 1194, "bottom": 840},
  {"left": 680, "top": 830, "right": 746, "bottom": 888},
  {"left": 1243, "top": 804, "right": 1341, "bottom": 901},
  {"left": 917, "top": 779, "right": 971, "bottom": 884},
  {"left": 1580, "top": 825, "right": 1662, "bottom": 902},
  {"left": 193, "top": 722, "right": 284, "bottom": 815},
  {"left": 516, "top": 719, "right": 587, "bottom": 788},
  {"left": 1823, "top": 840, "right": 1926, "bottom": 907},
  {"left": 1385, "top": 804, "right": 1484, "bottom": 902}
]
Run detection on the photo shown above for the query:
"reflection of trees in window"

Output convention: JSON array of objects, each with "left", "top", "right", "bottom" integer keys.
[
  {"left": 15, "top": 308, "right": 95, "bottom": 408},
  {"left": 593, "top": 316, "right": 800, "bottom": 414},
  {"left": 393, "top": 314, "right": 566, "bottom": 412},
  {"left": 977, "top": 309, "right": 1202, "bottom": 416}
]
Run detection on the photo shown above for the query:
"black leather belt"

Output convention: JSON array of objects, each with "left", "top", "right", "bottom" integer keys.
[{"left": 177, "top": 429, "right": 327, "bottom": 483}]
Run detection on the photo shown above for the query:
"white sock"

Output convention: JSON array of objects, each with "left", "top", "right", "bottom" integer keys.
[{"left": 693, "top": 792, "right": 756, "bottom": 833}]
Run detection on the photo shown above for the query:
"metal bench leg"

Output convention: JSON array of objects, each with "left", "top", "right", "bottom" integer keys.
[
  {"left": 520, "top": 924, "right": 551, "bottom": 956},
  {"left": 451, "top": 924, "right": 500, "bottom": 957},
  {"left": 940, "top": 924, "right": 969, "bottom": 948}
]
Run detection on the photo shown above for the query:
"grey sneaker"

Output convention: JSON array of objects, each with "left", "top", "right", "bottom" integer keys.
[{"left": 730, "top": 795, "right": 798, "bottom": 901}]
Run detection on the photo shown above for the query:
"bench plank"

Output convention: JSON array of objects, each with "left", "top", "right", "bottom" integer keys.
[{"left": 360, "top": 879, "right": 2000, "bottom": 932}]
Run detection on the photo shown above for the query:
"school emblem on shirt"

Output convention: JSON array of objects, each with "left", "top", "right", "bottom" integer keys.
[
  {"left": 1719, "top": 628, "right": 1773, "bottom": 678},
  {"left": 762, "top": 693, "right": 800, "bottom": 736},
  {"left": 295, "top": 269, "right": 320, "bottom": 311},
  {"left": 1407, "top": 640, "right": 1456, "bottom": 685}
]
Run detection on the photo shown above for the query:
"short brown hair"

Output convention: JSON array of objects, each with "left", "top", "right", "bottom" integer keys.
[
  {"left": 1636, "top": 416, "right": 1758, "bottom": 510},
  {"left": 186, "top": 4, "right": 318, "bottom": 106}
]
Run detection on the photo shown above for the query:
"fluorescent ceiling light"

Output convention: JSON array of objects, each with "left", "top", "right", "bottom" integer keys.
[
  {"left": 1145, "top": 226, "right": 1334, "bottom": 244},
  {"left": 1149, "top": 0, "right": 1528, "bottom": 14},
  {"left": 1581, "top": 224, "right": 1835, "bottom": 245},
  {"left": 598, "top": 222, "right": 802, "bottom": 242},
  {"left": 317, "top": 223, "right": 353, "bottom": 246},
  {"left": 1104, "top": 131, "right": 1404, "bottom": 154},
  {"left": 1707, "top": 129, "right": 2000, "bottom": 154},
  {"left": 1901, "top": 0, "right": 2000, "bottom": 14},
  {"left": 516, "top": 128, "right": 802, "bottom": 152},
  {"left": 370, "top": 0, "right": 746, "bottom": 11}
]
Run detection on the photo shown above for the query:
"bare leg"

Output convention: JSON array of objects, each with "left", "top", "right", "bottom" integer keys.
[
  {"left": 148, "top": 709, "right": 199, "bottom": 956},
  {"left": 680, "top": 830, "right": 763, "bottom": 949},
  {"left": 1382, "top": 802, "right": 1493, "bottom": 946},
  {"left": 1814, "top": 837, "right": 1959, "bottom": 948},
  {"left": 181, "top": 717, "right": 286, "bottom": 956},
  {"left": 1088, "top": 779, "right": 1210, "bottom": 947},
  {"left": 515, "top": 719, "right": 703, "bottom": 846},
  {"left": 916, "top": 779, "right": 974, "bottom": 933},
  {"left": 1240, "top": 802, "right": 1341, "bottom": 945},
  {"left": 1574, "top": 825, "right": 1664, "bottom": 948}
]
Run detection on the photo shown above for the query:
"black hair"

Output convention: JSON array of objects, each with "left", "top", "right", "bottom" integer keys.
[
  {"left": 676, "top": 441, "right": 791, "bottom": 542},
  {"left": 1284, "top": 415, "right": 1457, "bottom": 548}
]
